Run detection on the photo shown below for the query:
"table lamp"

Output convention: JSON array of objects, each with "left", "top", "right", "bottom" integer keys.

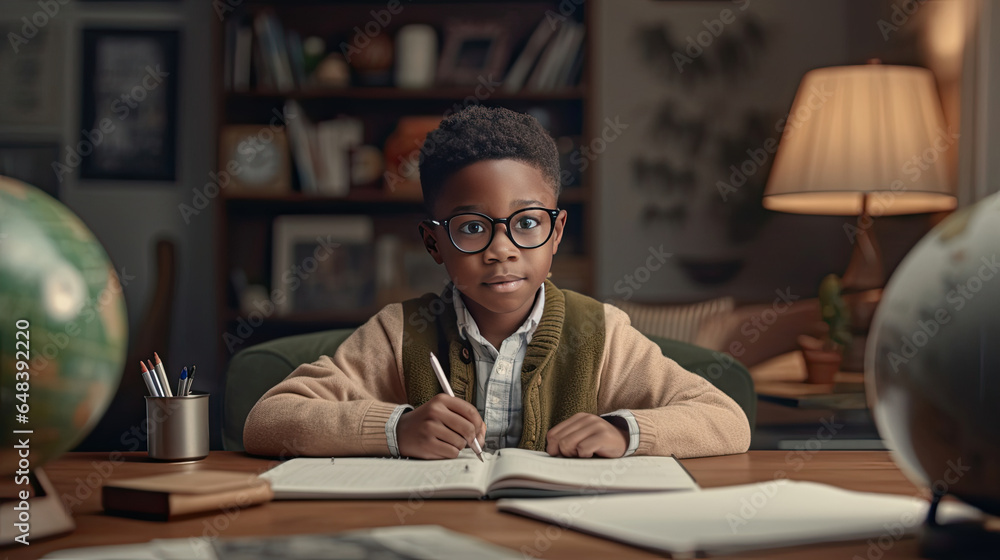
[{"left": 763, "top": 62, "right": 957, "bottom": 293}]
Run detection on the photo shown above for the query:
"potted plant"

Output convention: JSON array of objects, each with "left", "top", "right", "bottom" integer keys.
[{"left": 798, "top": 274, "right": 852, "bottom": 384}]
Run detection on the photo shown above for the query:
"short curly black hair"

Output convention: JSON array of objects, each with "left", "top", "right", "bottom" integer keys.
[{"left": 419, "top": 105, "right": 561, "bottom": 213}]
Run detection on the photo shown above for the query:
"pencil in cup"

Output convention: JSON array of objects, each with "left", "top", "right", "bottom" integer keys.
[
  {"left": 152, "top": 353, "right": 173, "bottom": 397},
  {"left": 140, "top": 361, "right": 162, "bottom": 397}
]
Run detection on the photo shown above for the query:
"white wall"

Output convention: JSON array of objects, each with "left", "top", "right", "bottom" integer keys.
[{"left": 594, "top": 0, "right": 852, "bottom": 302}]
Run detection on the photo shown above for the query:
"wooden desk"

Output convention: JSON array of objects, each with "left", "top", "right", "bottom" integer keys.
[{"left": 6, "top": 451, "right": 933, "bottom": 560}]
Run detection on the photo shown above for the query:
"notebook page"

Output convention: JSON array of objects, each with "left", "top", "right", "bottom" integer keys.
[
  {"left": 497, "top": 481, "right": 983, "bottom": 556},
  {"left": 486, "top": 449, "right": 698, "bottom": 493},
  {"left": 261, "top": 453, "right": 493, "bottom": 499}
]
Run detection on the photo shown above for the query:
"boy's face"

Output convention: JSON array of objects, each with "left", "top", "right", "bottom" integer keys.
[{"left": 422, "top": 159, "right": 566, "bottom": 324}]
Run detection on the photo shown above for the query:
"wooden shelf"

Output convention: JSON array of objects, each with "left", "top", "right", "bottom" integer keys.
[
  {"left": 228, "top": 87, "right": 586, "bottom": 102},
  {"left": 224, "top": 188, "right": 584, "bottom": 205},
  {"left": 225, "top": 308, "right": 378, "bottom": 326},
  {"left": 223, "top": 189, "right": 422, "bottom": 204},
  {"left": 213, "top": 0, "right": 595, "bottom": 374}
]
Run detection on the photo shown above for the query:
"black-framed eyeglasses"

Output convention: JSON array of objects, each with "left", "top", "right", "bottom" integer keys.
[{"left": 426, "top": 207, "right": 561, "bottom": 254}]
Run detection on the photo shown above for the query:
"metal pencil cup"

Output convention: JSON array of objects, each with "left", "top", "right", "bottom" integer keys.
[{"left": 145, "top": 393, "right": 209, "bottom": 461}]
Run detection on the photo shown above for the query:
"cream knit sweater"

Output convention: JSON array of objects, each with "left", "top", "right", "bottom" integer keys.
[{"left": 243, "top": 302, "right": 751, "bottom": 459}]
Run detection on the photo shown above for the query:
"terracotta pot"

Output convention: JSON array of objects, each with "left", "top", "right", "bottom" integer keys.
[{"left": 801, "top": 348, "right": 842, "bottom": 384}]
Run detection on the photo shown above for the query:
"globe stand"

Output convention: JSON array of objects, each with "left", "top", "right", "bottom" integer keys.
[
  {"left": 918, "top": 490, "right": 1000, "bottom": 559},
  {"left": 1, "top": 468, "right": 75, "bottom": 545}
]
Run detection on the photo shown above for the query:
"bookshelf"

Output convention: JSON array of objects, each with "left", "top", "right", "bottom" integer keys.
[{"left": 213, "top": 1, "right": 594, "bottom": 367}]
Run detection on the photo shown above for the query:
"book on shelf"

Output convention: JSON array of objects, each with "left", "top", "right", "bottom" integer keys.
[
  {"left": 259, "top": 448, "right": 699, "bottom": 500},
  {"left": 524, "top": 20, "right": 584, "bottom": 91},
  {"left": 233, "top": 23, "right": 253, "bottom": 92},
  {"left": 224, "top": 11, "right": 308, "bottom": 92},
  {"left": 283, "top": 100, "right": 318, "bottom": 194},
  {"left": 552, "top": 24, "right": 585, "bottom": 89},
  {"left": 283, "top": 100, "right": 365, "bottom": 197},
  {"left": 316, "top": 117, "right": 363, "bottom": 196},
  {"left": 254, "top": 11, "right": 295, "bottom": 92},
  {"left": 503, "top": 16, "right": 560, "bottom": 93}
]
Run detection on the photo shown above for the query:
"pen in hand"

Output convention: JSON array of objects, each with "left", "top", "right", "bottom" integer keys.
[{"left": 429, "top": 351, "right": 485, "bottom": 463}]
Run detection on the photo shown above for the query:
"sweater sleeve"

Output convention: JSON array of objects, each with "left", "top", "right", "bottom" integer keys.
[
  {"left": 242, "top": 304, "right": 407, "bottom": 458},
  {"left": 595, "top": 303, "right": 751, "bottom": 458}
]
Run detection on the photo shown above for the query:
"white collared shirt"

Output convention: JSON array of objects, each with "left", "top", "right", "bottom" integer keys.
[{"left": 386, "top": 284, "right": 639, "bottom": 456}]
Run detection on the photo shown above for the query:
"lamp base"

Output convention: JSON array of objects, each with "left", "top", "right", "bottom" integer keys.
[
  {"left": 841, "top": 212, "right": 884, "bottom": 292},
  {"left": 1, "top": 468, "right": 75, "bottom": 545}
]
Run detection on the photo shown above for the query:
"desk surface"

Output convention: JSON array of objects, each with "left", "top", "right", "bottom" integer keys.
[{"left": 6, "top": 451, "right": 932, "bottom": 560}]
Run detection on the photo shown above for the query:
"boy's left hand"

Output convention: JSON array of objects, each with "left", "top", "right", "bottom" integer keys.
[{"left": 545, "top": 413, "right": 629, "bottom": 458}]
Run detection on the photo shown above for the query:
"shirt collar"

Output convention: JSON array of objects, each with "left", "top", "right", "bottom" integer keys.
[{"left": 452, "top": 282, "right": 545, "bottom": 350}]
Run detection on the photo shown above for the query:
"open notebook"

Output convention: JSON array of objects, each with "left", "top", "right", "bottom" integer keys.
[
  {"left": 498, "top": 480, "right": 983, "bottom": 556},
  {"left": 259, "top": 448, "right": 699, "bottom": 500}
]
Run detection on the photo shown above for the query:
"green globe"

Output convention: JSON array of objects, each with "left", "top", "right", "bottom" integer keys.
[{"left": 1, "top": 176, "right": 128, "bottom": 475}]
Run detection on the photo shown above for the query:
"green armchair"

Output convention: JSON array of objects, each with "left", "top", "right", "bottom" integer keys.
[{"left": 222, "top": 329, "right": 756, "bottom": 452}]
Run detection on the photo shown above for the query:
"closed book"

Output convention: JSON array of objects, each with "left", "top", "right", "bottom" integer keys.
[{"left": 102, "top": 470, "right": 273, "bottom": 521}]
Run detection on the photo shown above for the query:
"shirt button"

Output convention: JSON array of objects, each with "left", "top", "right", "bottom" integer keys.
[{"left": 491, "top": 396, "right": 500, "bottom": 405}]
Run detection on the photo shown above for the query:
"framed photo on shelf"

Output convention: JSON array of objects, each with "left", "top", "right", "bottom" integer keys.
[
  {"left": 219, "top": 125, "right": 292, "bottom": 195},
  {"left": 79, "top": 28, "right": 179, "bottom": 181},
  {"left": 271, "top": 215, "right": 375, "bottom": 316},
  {"left": 0, "top": 143, "right": 61, "bottom": 199},
  {"left": 436, "top": 21, "right": 512, "bottom": 86},
  {"left": 375, "top": 235, "right": 451, "bottom": 306}
]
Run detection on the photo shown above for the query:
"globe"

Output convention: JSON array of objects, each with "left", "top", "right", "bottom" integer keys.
[
  {"left": 0, "top": 176, "right": 128, "bottom": 476},
  {"left": 866, "top": 191, "right": 1000, "bottom": 517}
]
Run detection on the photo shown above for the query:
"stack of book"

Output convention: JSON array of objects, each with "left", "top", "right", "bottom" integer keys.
[
  {"left": 504, "top": 17, "right": 586, "bottom": 93},
  {"left": 225, "top": 11, "right": 306, "bottom": 92},
  {"left": 284, "top": 100, "right": 363, "bottom": 196}
]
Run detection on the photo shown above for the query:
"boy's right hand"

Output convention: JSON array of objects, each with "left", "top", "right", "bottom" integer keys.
[{"left": 396, "top": 394, "right": 486, "bottom": 460}]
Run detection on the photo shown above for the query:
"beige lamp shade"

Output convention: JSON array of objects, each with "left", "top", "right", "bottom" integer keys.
[{"left": 763, "top": 64, "right": 957, "bottom": 216}]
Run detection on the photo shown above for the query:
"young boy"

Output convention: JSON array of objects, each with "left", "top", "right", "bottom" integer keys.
[{"left": 244, "top": 106, "right": 750, "bottom": 460}]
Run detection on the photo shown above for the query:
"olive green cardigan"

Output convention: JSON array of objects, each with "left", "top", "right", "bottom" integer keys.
[{"left": 402, "top": 280, "right": 604, "bottom": 451}]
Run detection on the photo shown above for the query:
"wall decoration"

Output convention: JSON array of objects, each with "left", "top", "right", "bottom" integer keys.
[
  {"left": 0, "top": 22, "right": 64, "bottom": 127},
  {"left": 627, "top": 10, "right": 770, "bottom": 286},
  {"left": 79, "top": 29, "right": 179, "bottom": 181},
  {"left": 595, "top": 1, "right": 864, "bottom": 300}
]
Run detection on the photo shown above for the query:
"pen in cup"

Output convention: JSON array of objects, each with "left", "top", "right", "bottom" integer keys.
[
  {"left": 429, "top": 351, "right": 485, "bottom": 462},
  {"left": 185, "top": 365, "right": 196, "bottom": 396},
  {"left": 177, "top": 367, "right": 188, "bottom": 397}
]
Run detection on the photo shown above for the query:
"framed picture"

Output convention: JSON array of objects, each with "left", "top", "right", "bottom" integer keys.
[
  {"left": 218, "top": 125, "right": 292, "bottom": 195},
  {"left": 271, "top": 215, "right": 375, "bottom": 315},
  {"left": 374, "top": 234, "right": 451, "bottom": 306},
  {"left": 0, "top": 21, "right": 64, "bottom": 127},
  {"left": 436, "top": 21, "right": 512, "bottom": 86},
  {"left": 0, "top": 143, "right": 61, "bottom": 199},
  {"left": 79, "top": 28, "right": 179, "bottom": 181}
]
